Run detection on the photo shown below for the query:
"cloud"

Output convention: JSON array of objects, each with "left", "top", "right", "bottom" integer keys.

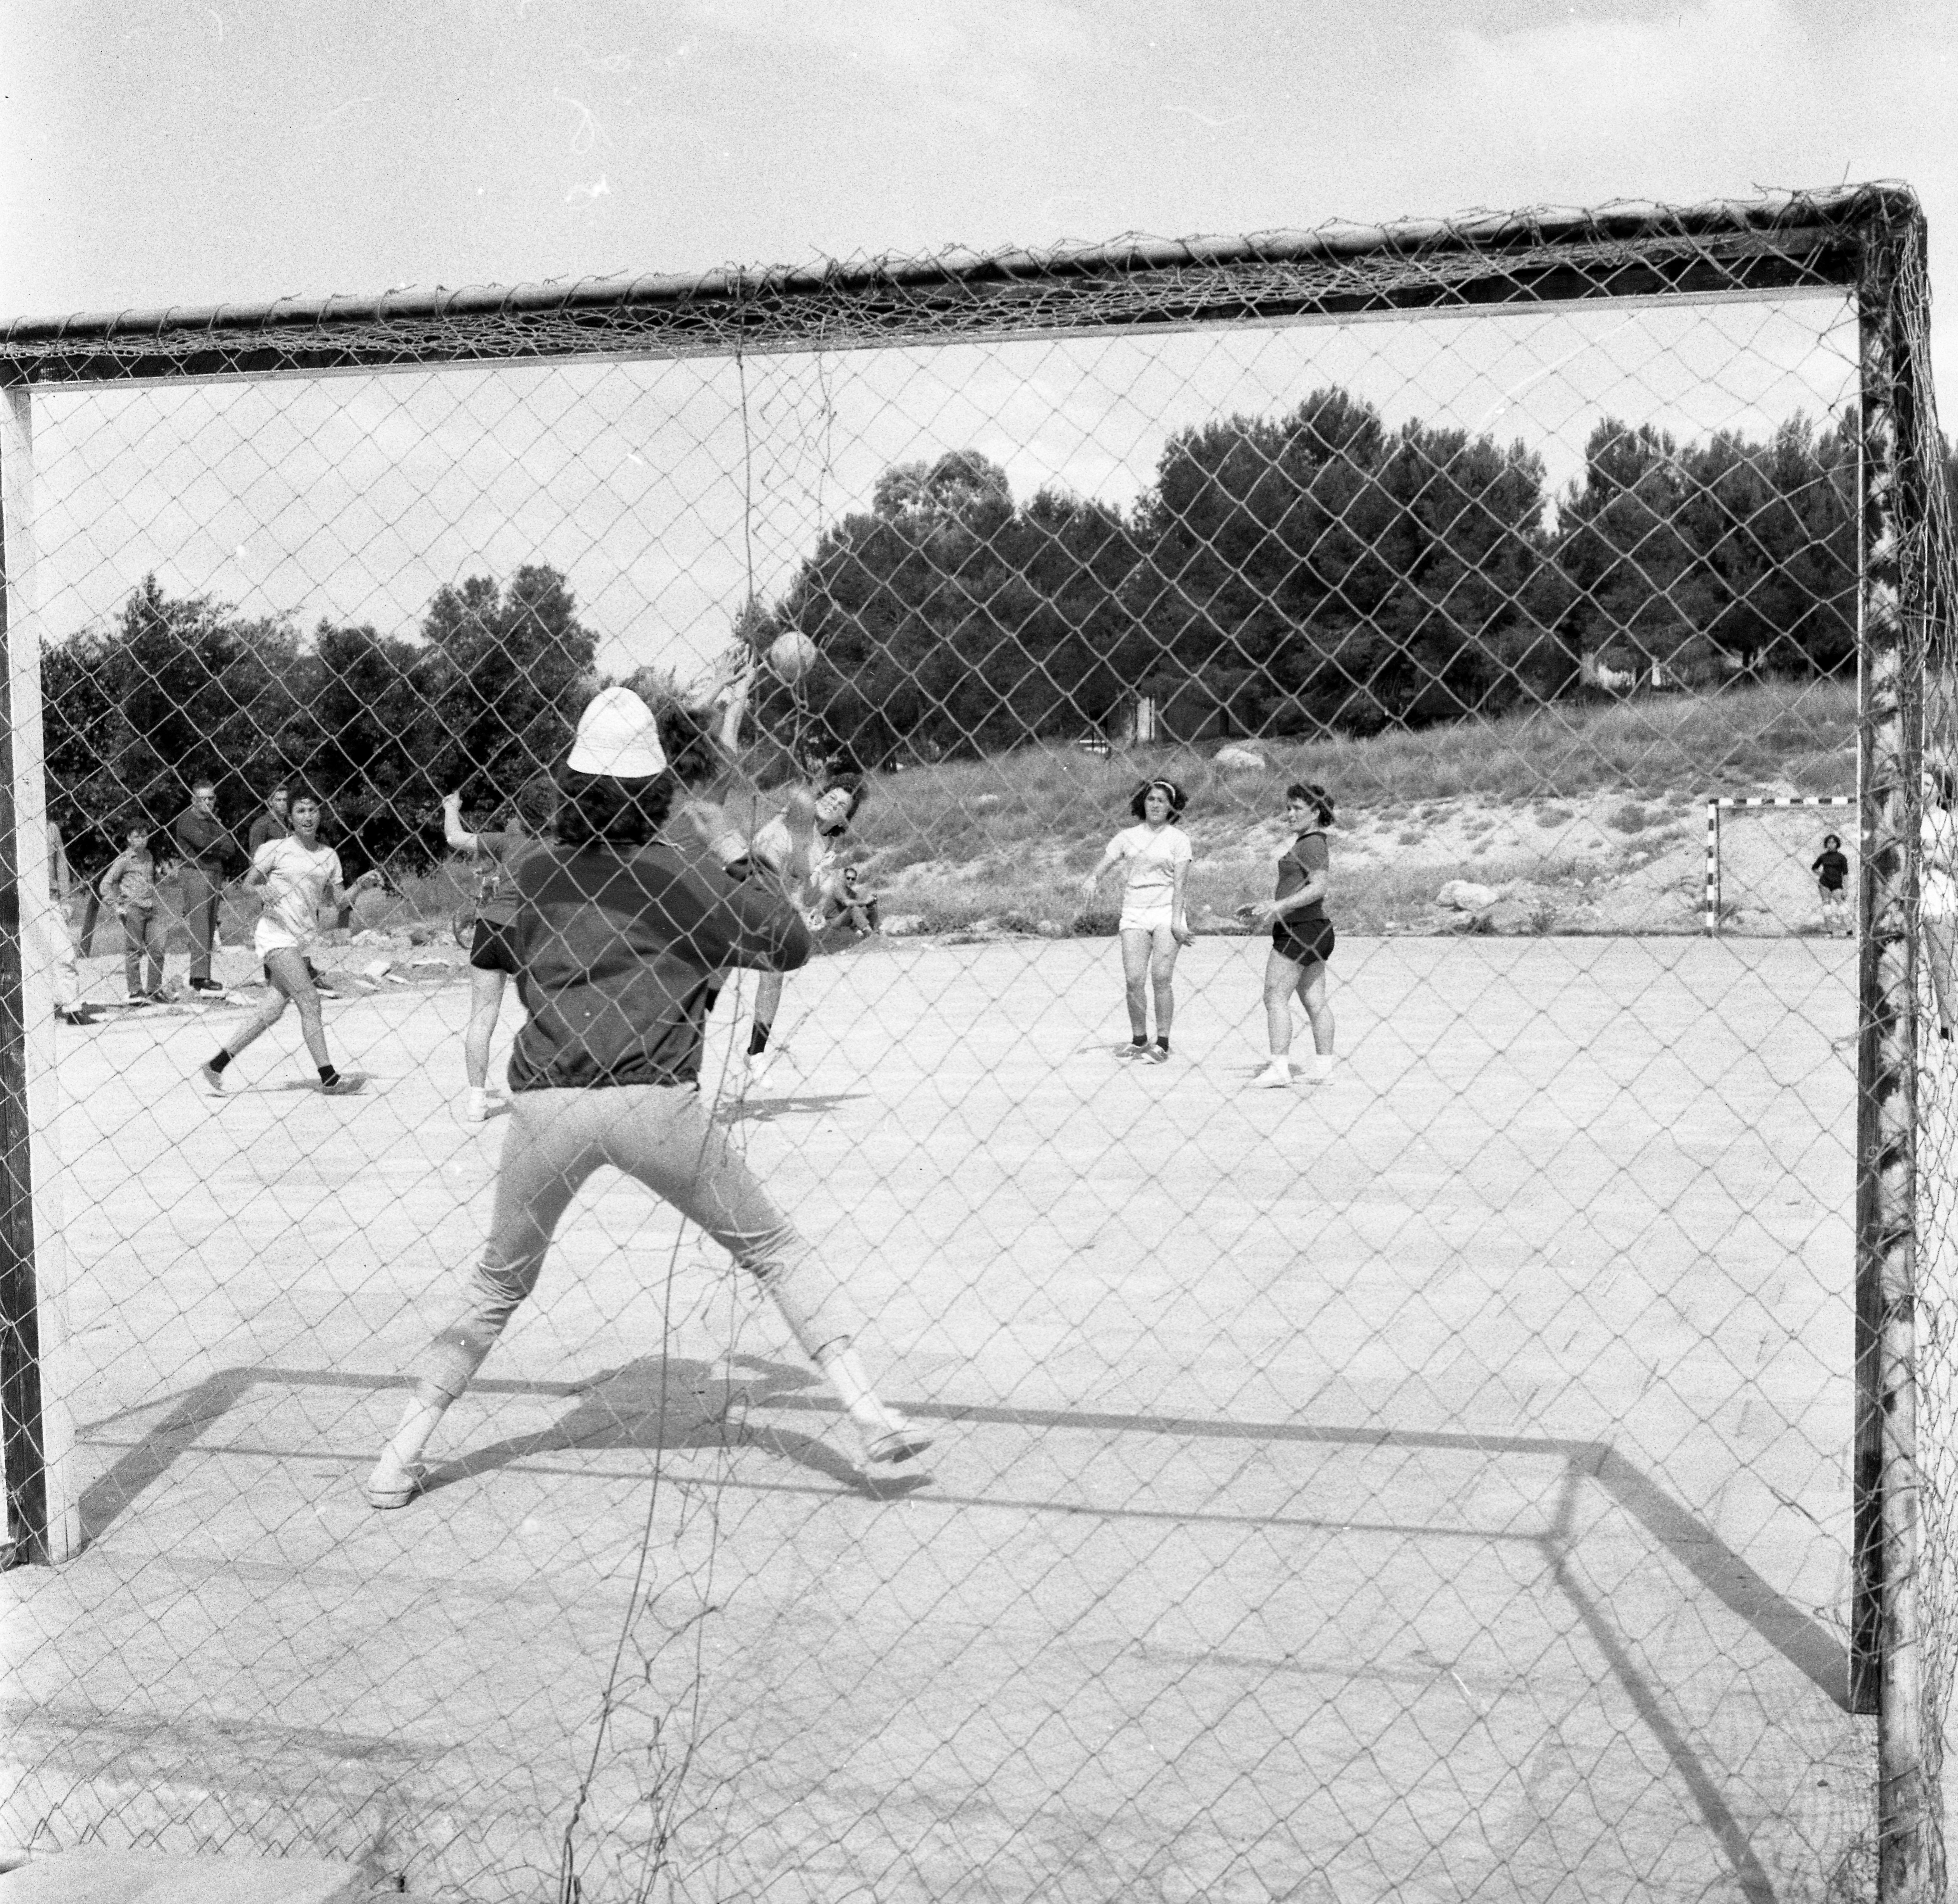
[
  {"left": 1423, "top": 0, "right": 1821, "bottom": 175},
  {"left": 679, "top": 0, "right": 1094, "bottom": 111}
]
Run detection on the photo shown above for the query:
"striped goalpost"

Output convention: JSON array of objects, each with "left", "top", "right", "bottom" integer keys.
[{"left": 1703, "top": 794, "right": 1855, "bottom": 934}]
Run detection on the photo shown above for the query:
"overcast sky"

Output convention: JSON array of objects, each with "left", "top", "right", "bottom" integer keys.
[{"left": 3, "top": 0, "right": 1952, "bottom": 671}]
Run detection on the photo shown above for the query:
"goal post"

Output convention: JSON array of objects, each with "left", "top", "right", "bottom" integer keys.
[
  {"left": 1703, "top": 795, "right": 1855, "bottom": 933},
  {"left": 0, "top": 183, "right": 1952, "bottom": 1902}
]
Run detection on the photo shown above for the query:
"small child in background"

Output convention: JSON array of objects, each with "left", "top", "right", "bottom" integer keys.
[
  {"left": 98, "top": 820, "right": 169, "bottom": 1001},
  {"left": 1812, "top": 832, "right": 1850, "bottom": 938}
]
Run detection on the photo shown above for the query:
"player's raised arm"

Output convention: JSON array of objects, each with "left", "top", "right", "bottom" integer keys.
[{"left": 441, "top": 791, "right": 481, "bottom": 854}]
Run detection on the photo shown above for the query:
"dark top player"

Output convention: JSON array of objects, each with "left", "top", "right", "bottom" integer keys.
[
  {"left": 1251, "top": 782, "right": 1338, "bottom": 1088},
  {"left": 1812, "top": 833, "right": 1850, "bottom": 938},
  {"left": 366, "top": 689, "right": 930, "bottom": 1509},
  {"left": 444, "top": 785, "right": 551, "bottom": 1122}
]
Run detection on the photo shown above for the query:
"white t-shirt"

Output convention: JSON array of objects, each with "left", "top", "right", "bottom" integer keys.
[
  {"left": 253, "top": 837, "right": 343, "bottom": 955},
  {"left": 753, "top": 811, "right": 841, "bottom": 916},
  {"left": 1925, "top": 809, "right": 1958, "bottom": 922},
  {"left": 1109, "top": 822, "right": 1192, "bottom": 919}
]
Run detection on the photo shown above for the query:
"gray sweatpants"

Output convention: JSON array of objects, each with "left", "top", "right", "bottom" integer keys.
[{"left": 415, "top": 1084, "right": 858, "bottom": 1403}]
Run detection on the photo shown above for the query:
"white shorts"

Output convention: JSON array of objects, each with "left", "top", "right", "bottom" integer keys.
[
  {"left": 1119, "top": 908, "right": 1176, "bottom": 936},
  {"left": 254, "top": 922, "right": 312, "bottom": 960}
]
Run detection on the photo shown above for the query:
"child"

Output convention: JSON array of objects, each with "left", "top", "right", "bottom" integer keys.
[
  {"left": 1249, "top": 783, "right": 1337, "bottom": 1087},
  {"left": 98, "top": 820, "right": 169, "bottom": 1001},
  {"left": 197, "top": 792, "right": 380, "bottom": 1097},
  {"left": 1080, "top": 779, "right": 1195, "bottom": 1063},
  {"left": 1812, "top": 832, "right": 1850, "bottom": 937}
]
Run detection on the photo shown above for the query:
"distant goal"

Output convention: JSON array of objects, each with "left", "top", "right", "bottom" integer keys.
[{"left": 1703, "top": 794, "right": 1853, "bottom": 934}]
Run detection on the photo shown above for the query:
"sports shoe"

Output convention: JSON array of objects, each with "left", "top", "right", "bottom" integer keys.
[
  {"left": 320, "top": 1074, "right": 364, "bottom": 1097},
  {"left": 1147, "top": 1043, "right": 1170, "bottom": 1064},
  {"left": 464, "top": 1088, "right": 489, "bottom": 1125},
  {"left": 197, "top": 1061, "right": 228, "bottom": 1097},
  {"left": 1115, "top": 1041, "right": 1151, "bottom": 1061},
  {"left": 365, "top": 1460, "right": 427, "bottom": 1511},
  {"left": 147, "top": 989, "right": 171, "bottom": 1005},
  {"left": 188, "top": 977, "right": 225, "bottom": 994},
  {"left": 1253, "top": 1059, "right": 1292, "bottom": 1088},
  {"left": 858, "top": 1416, "right": 933, "bottom": 1468}
]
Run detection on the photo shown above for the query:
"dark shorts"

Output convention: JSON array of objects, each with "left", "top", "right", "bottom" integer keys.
[
  {"left": 1273, "top": 917, "right": 1335, "bottom": 967},
  {"left": 469, "top": 914, "right": 520, "bottom": 975}
]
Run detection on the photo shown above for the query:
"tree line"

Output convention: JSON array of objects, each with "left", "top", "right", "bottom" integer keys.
[
  {"left": 751, "top": 388, "right": 1891, "bottom": 765},
  {"left": 44, "top": 565, "right": 595, "bottom": 873},
  {"left": 40, "top": 382, "right": 1952, "bottom": 867}
]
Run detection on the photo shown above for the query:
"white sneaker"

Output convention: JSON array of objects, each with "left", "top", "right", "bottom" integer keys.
[
  {"left": 197, "top": 1060, "right": 228, "bottom": 1097},
  {"left": 1253, "top": 1059, "right": 1292, "bottom": 1088},
  {"left": 365, "top": 1459, "right": 427, "bottom": 1511},
  {"left": 464, "top": 1088, "right": 488, "bottom": 1124},
  {"left": 857, "top": 1414, "right": 933, "bottom": 1468},
  {"left": 1310, "top": 1054, "right": 1336, "bottom": 1083}
]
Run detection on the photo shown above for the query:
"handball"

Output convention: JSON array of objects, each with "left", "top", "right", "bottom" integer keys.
[{"left": 768, "top": 631, "right": 820, "bottom": 684}]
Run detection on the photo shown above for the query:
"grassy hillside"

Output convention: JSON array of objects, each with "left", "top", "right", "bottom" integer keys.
[
  {"left": 351, "top": 678, "right": 1857, "bottom": 945},
  {"left": 847, "top": 678, "right": 1858, "bottom": 936}
]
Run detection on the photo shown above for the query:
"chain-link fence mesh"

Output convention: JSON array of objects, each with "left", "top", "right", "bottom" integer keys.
[{"left": 2, "top": 185, "right": 1954, "bottom": 1902}]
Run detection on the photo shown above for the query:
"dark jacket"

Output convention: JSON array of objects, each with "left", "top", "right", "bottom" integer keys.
[
  {"left": 172, "top": 807, "right": 237, "bottom": 873},
  {"left": 507, "top": 841, "right": 810, "bottom": 1091},
  {"left": 245, "top": 811, "right": 288, "bottom": 860}
]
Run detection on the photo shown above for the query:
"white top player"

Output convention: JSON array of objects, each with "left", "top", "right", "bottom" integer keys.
[
  {"left": 740, "top": 769, "right": 869, "bottom": 1087},
  {"left": 1923, "top": 763, "right": 1958, "bottom": 1042},
  {"left": 1081, "top": 779, "right": 1195, "bottom": 1064},
  {"left": 198, "top": 792, "right": 380, "bottom": 1098}
]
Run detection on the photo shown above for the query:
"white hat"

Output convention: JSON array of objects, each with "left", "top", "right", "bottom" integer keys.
[{"left": 568, "top": 687, "right": 667, "bottom": 778}]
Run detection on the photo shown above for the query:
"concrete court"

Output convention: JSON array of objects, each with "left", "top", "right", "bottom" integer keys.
[{"left": 0, "top": 931, "right": 1883, "bottom": 1901}]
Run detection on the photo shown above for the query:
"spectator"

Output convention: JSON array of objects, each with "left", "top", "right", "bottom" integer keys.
[
  {"left": 171, "top": 778, "right": 237, "bottom": 994},
  {"left": 47, "top": 817, "right": 97, "bottom": 1026},
  {"left": 246, "top": 784, "right": 290, "bottom": 860},
  {"left": 99, "top": 819, "right": 169, "bottom": 1001}
]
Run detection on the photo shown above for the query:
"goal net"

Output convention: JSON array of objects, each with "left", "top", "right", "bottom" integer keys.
[
  {"left": 1705, "top": 795, "right": 1857, "bottom": 934},
  {"left": 1, "top": 186, "right": 1953, "bottom": 1904}
]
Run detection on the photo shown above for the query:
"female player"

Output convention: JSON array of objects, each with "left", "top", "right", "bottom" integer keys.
[
  {"left": 198, "top": 793, "right": 380, "bottom": 1097},
  {"left": 1924, "top": 764, "right": 1958, "bottom": 1041},
  {"left": 740, "top": 765, "right": 870, "bottom": 1088},
  {"left": 1811, "top": 832, "right": 1850, "bottom": 938},
  {"left": 1080, "top": 779, "right": 1194, "bottom": 1063},
  {"left": 443, "top": 781, "right": 552, "bottom": 1123},
  {"left": 365, "top": 689, "right": 929, "bottom": 1507},
  {"left": 1249, "top": 783, "right": 1337, "bottom": 1088}
]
